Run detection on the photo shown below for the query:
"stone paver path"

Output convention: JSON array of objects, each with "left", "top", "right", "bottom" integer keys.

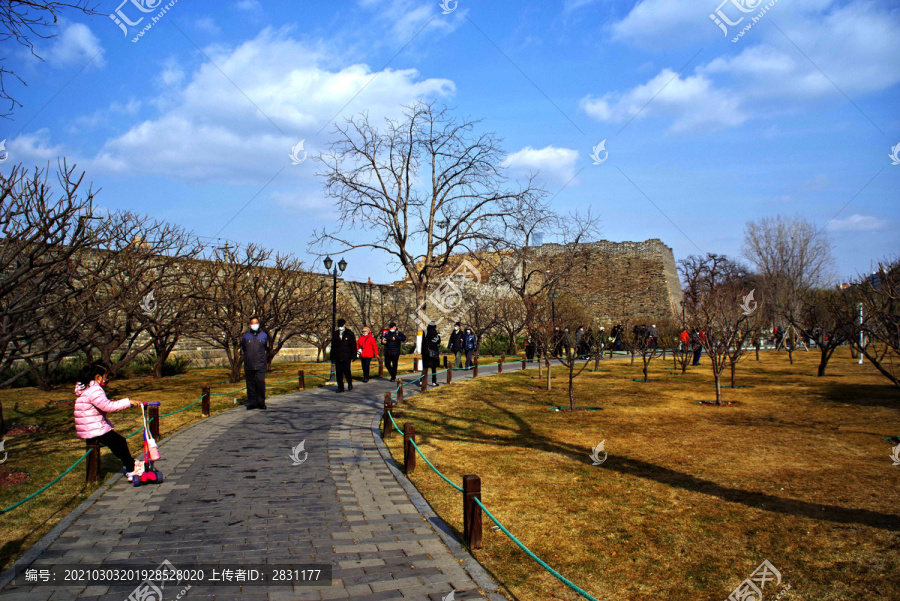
[{"left": 0, "top": 357, "right": 570, "bottom": 601}]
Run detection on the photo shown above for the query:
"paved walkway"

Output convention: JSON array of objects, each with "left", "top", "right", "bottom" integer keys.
[{"left": 0, "top": 359, "right": 549, "bottom": 601}]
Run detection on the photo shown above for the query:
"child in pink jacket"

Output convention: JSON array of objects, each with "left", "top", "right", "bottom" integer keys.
[{"left": 74, "top": 362, "right": 144, "bottom": 481}]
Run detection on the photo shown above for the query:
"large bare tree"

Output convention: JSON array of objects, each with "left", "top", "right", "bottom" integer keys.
[{"left": 315, "top": 102, "right": 544, "bottom": 321}]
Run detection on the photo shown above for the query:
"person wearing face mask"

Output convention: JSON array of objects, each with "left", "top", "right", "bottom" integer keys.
[
  {"left": 356, "top": 326, "right": 379, "bottom": 383},
  {"left": 242, "top": 317, "right": 269, "bottom": 410},
  {"left": 463, "top": 327, "right": 477, "bottom": 369},
  {"left": 381, "top": 322, "right": 406, "bottom": 382},
  {"left": 74, "top": 362, "right": 144, "bottom": 481},
  {"left": 423, "top": 321, "right": 441, "bottom": 386},
  {"left": 448, "top": 322, "right": 464, "bottom": 369},
  {"left": 331, "top": 318, "right": 357, "bottom": 392}
]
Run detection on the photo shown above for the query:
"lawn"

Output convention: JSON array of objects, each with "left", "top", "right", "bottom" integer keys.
[
  {"left": 383, "top": 348, "right": 900, "bottom": 600},
  {"left": 0, "top": 355, "right": 440, "bottom": 573}
]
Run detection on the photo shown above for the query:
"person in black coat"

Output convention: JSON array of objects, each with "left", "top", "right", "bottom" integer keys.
[
  {"left": 422, "top": 322, "right": 441, "bottom": 386},
  {"left": 448, "top": 322, "right": 464, "bottom": 369},
  {"left": 381, "top": 322, "right": 406, "bottom": 382},
  {"left": 331, "top": 318, "right": 356, "bottom": 392},
  {"left": 241, "top": 317, "right": 269, "bottom": 410}
]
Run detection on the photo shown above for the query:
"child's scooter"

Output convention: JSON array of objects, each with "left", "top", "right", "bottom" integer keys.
[{"left": 133, "top": 402, "right": 164, "bottom": 487}]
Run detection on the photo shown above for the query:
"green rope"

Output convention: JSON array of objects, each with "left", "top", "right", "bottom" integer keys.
[
  {"left": 266, "top": 376, "right": 300, "bottom": 385},
  {"left": 0, "top": 449, "right": 93, "bottom": 514},
  {"left": 387, "top": 409, "right": 401, "bottom": 432},
  {"left": 210, "top": 387, "right": 246, "bottom": 396},
  {"left": 160, "top": 395, "right": 204, "bottom": 417},
  {"left": 408, "top": 439, "right": 463, "bottom": 492},
  {"left": 473, "top": 497, "right": 599, "bottom": 601}
]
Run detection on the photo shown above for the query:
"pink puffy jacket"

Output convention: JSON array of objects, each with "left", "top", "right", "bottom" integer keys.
[{"left": 74, "top": 381, "right": 132, "bottom": 439}]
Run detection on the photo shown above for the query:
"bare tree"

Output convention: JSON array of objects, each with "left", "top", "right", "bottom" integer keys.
[
  {"left": 680, "top": 253, "right": 756, "bottom": 405},
  {"left": 0, "top": 1, "right": 100, "bottom": 117},
  {"left": 788, "top": 288, "right": 847, "bottom": 377},
  {"left": 834, "top": 261, "right": 900, "bottom": 388},
  {"left": 315, "top": 101, "right": 544, "bottom": 319},
  {"left": 742, "top": 215, "right": 835, "bottom": 364}
]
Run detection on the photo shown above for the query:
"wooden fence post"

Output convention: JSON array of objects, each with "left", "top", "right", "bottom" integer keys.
[
  {"left": 473, "top": 356, "right": 478, "bottom": 379},
  {"left": 148, "top": 405, "right": 160, "bottom": 440},
  {"left": 378, "top": 356, "right": 384, "bottom": 378},
  {"left": 498, "top": 354, "right": 504, "bottom": 374},
  {"left": 86, "top": 438, "right": 101, "bottom": 484},
  {"left": 397, "top": 379, "right": 404, "bottom": 403},
  {"left": 443, "top": 355, "right": 448, "bottom": 369},
  {"left": 382, "top": 393, "right": 393, "bottom": 439},
  {"left": 201, "top": 385, "right": 210, "bottom": 417},
  {"left": 522, "top": 356, "right": 527, "bottom": 370},
  {"left": 421, "top": 370, "right": 428, "bottom": 392},
  {"left": 403, "top": 423, "right": 416, "bottom": 473},
  {"left": 463, "top": 475, "right": 483, "bottom": 549},
  {"left": 413, "top": 356, "right": 419, "bottom": 372},
  {"left": 447, "top": 367, "right": 452, "bottom": 384},
  {"left": 298, "top": 370, "right": 305, "bottom": 390}
]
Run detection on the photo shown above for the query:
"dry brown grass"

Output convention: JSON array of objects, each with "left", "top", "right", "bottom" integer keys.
[
  {"left": 0, "top": 356, "right": 431, "bottom": 573},
  {"left": 384, "top": 349, "right": 900, "bottom": 600}
]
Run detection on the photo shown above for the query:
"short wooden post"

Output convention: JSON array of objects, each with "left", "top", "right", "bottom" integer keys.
[
  {"left": 148, "top": 405, "right": 160, "bottom": 440},
  {"left": 522, "top": 356, "right": 527, "bottom": 370},
  {"left": 378, "top": 356, "right": 384, "bottom": 378},
  {"left": 421, "top": 370, "right": 427, "bottom": 392},
  {"left": 463, "top": 475, "right": 483, "bottom": 549},
  {"left": 443, "top": 355, "right": 448, "bottom": 369},
  {"left": 473, "top": 356, "right": 478, "bottom": 379},
  {"left": 382, "top": 393, "right": 393, "bottom": 439},
  {"left": 86, "top": 438, "right": 101, "bottom": 484},
  {"left": 413, "top": 356, "right": 419, "bottom": 372},
  {"left": 201, "top": 385, "right": 210, "bottom": 417},
  {"left": 498, "top": 354, "right": 504, "bottom": 374},
  {"left": 397, "top": 379, "right": 404, "bottom": 403},
  {"left": 447, "top": 367, "right": 452, "bottom": 384},
  {"left": 298, "top": 369, "right": 305, "bottom": 390},
  {"left": 403, "top": 423, "right": 416, "bottom": 473}
]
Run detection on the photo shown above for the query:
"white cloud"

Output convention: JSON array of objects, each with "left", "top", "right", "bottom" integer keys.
[
  {"left": 502, "top": 145, "right": 579, "bottom": 184},
  {"left": 194, "top": 17, "right": 221, "bottom": 35},
  {"left": 580, "top": 69, "right": 747, "bottom": 133},
  {"left": 74, "top": 29, "right": 455, "bottom": 184},
  {"left": 37, "top": 21, "right": 105, "bottom": 69},
  {"left": 235, "top": 0, "right": 262, "bottom": 11},
  {"left": 357, "top": 0, "right": 466, "bottom": 45},
  {"left": 826, "top": 213, "right": 888, "bottom": 232}
]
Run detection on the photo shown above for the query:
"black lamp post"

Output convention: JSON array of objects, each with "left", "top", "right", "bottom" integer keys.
[
  {"left": 323, "top": 256, "right": 347, "bottom": 359},
  {"left": 548, "top": 290, "right": 559, "bottom": 326}
]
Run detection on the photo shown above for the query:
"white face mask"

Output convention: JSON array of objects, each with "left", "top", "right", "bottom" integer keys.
[
  {"left": 339, "top": 326, "right": 345, "bottom": 331},
  {"left": 250, "top": 324, "right": 259, "bottom": 331}
]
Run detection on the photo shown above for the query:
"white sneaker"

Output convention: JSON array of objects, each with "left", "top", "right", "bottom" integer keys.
[{"left": 126, "top": 460, "right": 145, "bottom": 482}]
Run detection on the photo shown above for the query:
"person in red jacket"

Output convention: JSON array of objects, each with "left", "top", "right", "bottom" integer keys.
[{"left": 356, "top": 326, "right": 380, "bottom": 383}]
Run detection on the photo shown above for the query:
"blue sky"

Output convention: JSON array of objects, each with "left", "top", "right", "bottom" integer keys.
[{"left": 1, "top": 0, "right": 897, "bottom": 285}]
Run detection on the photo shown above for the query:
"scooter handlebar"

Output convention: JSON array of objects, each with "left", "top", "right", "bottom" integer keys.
[{"left": 142, "top": 402, "right": 161, "bottom": 406}]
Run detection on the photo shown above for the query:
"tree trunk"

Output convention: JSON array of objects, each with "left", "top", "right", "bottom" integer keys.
[
  {"left": 546, "top": 354, "right": 551, "bottom": 391},
  {"left": 817, "top": 347, "right": 835, "bottom": 377},
  {"left": 755, "top": 340, "right": 760, "bottom": 361},
  {"left": 730, "top": 361, "right": 736, "bottom": 387},
  {"left": 569, "top": 360, "right": 575, "bottom": 410},
  {"left": 643, "top": 358, "right": 649, "bottom": 382},
  {"left": 0, "top": 399, "right": 5, "bottom": 436},
  {"left": 714, "top": 373, "right": 722, "bottom": 406}
]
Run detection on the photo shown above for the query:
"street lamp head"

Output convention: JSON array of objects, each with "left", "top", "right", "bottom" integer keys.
[
  {"left": 338, "top": 258, "right": 348, "bottom": 273},
  {"left": 323, "top": 256, "right": 333, "bottom": 271}
]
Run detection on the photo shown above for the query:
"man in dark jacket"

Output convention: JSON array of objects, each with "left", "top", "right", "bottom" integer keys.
[
  {"left": 381, "top": 322, "right": 406, "bottom": 382},
  {"left": 331, "top": 318, "right": 356, "bottom": 393},
  {"left": 448, "top": 322, "right": 464, "bottom": 369},
  {"left": 241, "top": 317, "right": 269, "bottom": 410}
]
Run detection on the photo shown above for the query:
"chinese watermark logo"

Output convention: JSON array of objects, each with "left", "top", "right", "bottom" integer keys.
[
  {"left": 289, "top": 140, "right": 308, "bottom": 165},
  {"left": 890, "top": 142, "right": 900, "bottom": 166},
  {"left": 0, "top": 440, "right": 7, "bottom": 465},
  {"left": 890, "top": 442, "right": 900, "bottom": 466},
  {"left": 289, "top": 440, "right": 308, "bottom": 465},
  {"left": 0, "top": 139, "right": 8, "bottom": 164},
  {"left": 410, "top": 259, "right": 481, "bottom": 335},
  {"left": 439, "top": 0, "right": 457, "bottom": 15},
  {"left": 726, "top": 559, "right": 792, "bottom": 601},
  {"left": 127, "top": 559, "right": 190, "bottom": 601},
  {"left": 140, "top": 290, "right": 157, "bottom": 316},
  {"left": 709, "top": 0, "right": 778, "bottom": 43},
  {"left": 589, "top": 441, "right": 607, "bottom": 466},
  {"left": 110, "top": 0, "right": 180, "bottom": 43},
  {"left": 740, "top": 289, "right": 758, "bottom": 316},
  {"left": 590, "top": 139, "right": 608, "bottom": 165}
]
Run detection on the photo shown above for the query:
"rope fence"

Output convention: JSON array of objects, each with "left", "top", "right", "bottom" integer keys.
[{"left": 382, "top": 355, "right": 599, "bottom": 601}]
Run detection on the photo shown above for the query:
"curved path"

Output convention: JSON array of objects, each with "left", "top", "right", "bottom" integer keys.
[{"left": 0, "top": 358, "right": 569, "bottom": 600}]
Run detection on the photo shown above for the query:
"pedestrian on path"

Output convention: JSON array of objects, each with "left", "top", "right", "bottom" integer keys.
[
  {"left": 463, "top": 327, "right": 477, "bottom": 369},
  {"left": 356, "top": 326, "right": 379, "bottom": 383},
  {"left": 423, "top": 322, "right": 441, "bottom": 386},
  {"left": 525, "top": 332, "right": 535, "bottom": 361},
  {"left": 242, "top": 317, "right": 269, "bottom": 410},
  {"left": 74, "top": 362, "right": 144, "bottom": 481},
  {"left": 449, "top": 322, "right": 464, "bottom": 368},
  {"left": 332, "top": 318, "right": 356, "bottom": 392},
  {"left": 381, "top": 322, "right": 406, "bottom": 382}
]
